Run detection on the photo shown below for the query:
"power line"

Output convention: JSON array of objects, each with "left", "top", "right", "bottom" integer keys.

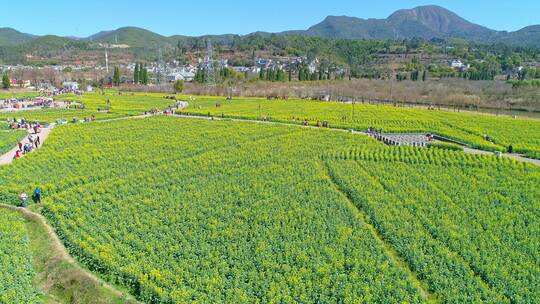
[{"left": 205, "top": 39, "right": 216, "bottom": 87}]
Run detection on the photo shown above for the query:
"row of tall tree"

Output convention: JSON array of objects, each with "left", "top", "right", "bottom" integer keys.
[
  {"left": 2, "top": 72, "right": 10, "bottom": 89},
  {"left": 259, "top": 68, "right": 288, "bottom": 82},
  {"left": 396, "top": 70, "right": 427, "bottom": 82},
  {"left": 133, "top": 63, "right": 149, "bottom": 85}
]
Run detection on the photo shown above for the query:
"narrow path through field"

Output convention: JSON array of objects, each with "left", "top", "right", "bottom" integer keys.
[
  {"left": 463, "top": 147, "right": 540, "bottom": 166},
  {"left": 0, "top": 203, "right": 140, "bottom": 303},
  {"left": 318, "top": 161, "right": 439, "bottom": 304},
  {"left": 0, "top": 125, "right": 54, "bottom": 166},
  {"left": 173, "top": 113, "right": 367, "bottom": 134},
  {"left": 174, "top": 113, "right": 540, "bottom": 167}
]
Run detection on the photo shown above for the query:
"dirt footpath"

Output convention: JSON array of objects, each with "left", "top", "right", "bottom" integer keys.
[{"left": 0, "top": 125, "right": 54, "bottom": 166}]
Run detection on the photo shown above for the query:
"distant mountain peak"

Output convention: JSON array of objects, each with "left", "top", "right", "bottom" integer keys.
[
  {"left": 389, "top": 5, "right": 453, "bottom": 15},
  {"left": 387, "top": 5, "right": 491, "bottom": 36},
  {"left": 388, "top": 5, "right": 459, "bottom": 24},
  {"left": 304, "top": 5, "right": 497, "bottom": 41}
]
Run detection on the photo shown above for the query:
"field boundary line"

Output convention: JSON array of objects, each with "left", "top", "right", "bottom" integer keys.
[
  {"left": 318, "top": 161, "right": 438, "bottom": 304},
  {"left": 407, "top": 171, "right": 534, "bottom": 301},
  {"left": 174, "top": 113, "right": 540, "bottom": 167},
  {"left": 173, "top": 113, "right": 369, "bottom": 135},
  {"left": 352, "top": 161, "right": 511, "bottom": 302},
  {"left": 0, "top": 203, "right": 141, "bottom": 303}
]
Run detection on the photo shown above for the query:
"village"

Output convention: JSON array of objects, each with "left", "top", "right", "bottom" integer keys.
[
  {"left": 1, "top": 50, "right": 496, "bottom": 91},
  {"left": 0, "top": 54, "right": 329, "bottom": 88}
]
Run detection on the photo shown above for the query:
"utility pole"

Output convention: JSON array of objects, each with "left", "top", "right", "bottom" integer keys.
[
  {"left": 205, "top": 39, "right": 216, "bottom": 87},
  {"left": 352, "top": 100, "right": 355, "bottom": 121},
  {"left": 105, "top": 49, "right": 109, "bottom": 74},
  {"left": 389, "top": 67, "right": 394, "bottom": 101},
  {"left": 157, "top": 48, "right": 163, "bottom": 85}
]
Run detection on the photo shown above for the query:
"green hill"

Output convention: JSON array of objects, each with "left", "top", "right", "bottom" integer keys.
[
  {"left": 495, "top": 25, "right": 540, "bottom": 48},
  {"left": 86, "top": 26, "right": 171, "bottom": 48},
  {"left": 0, "top": 28, "right": 35, "bottom": 46},
  {"left": 22, "top": 35, "right": 90, "bottom": 52}
]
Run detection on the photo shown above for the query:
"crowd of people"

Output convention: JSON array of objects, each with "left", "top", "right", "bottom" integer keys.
[
  {"left": 8, "top": 117, "right": 43, "bottom": 132},
  {"left": 9, "top": 118, "right": 43, "bottom": 159},
  {"left": 144, "top": 109, "right": 163, "bottom": 116},
  {"left": 1, "top": 97, "right": 58, "bottom": 111},
  {"left": 14, "top": 133, "right": 41, "bottom": 159},
  {"left": 0, "top": 98, "right": 31, "bottom": 109},
  {"left": 144, "top": 108, "right": 178, "bottom": 116}
]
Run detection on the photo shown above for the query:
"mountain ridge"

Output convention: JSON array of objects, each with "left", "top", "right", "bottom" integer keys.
[
  {"left": 303, "top": 5, "right": 499, "bottom": 41},
  {"left": 0, "top": 5, "right": 539, "bottom": 49}
]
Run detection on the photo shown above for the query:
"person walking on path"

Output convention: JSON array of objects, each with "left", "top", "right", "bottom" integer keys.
[
  {"left": 18, "top": 142, "right": 22, "bottom": 151},
  {"left": 14, "top": 150, "right": 21, "bottom": 159},
  {"left": 36, "top": 136, "right": 41, "bottom": 147},
  {"left": 20, "top": 192, "right": 28, "bottom": 208},
  {"left": 33, "top": 187, "right": 42, "bottom": 204}
]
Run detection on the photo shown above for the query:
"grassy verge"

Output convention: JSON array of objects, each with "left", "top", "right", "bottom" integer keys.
[
  {"left": 11, "top": 205, "right": 140, "bottom": 304},
  {"left": 0, "top": 129, "right": 27, "bottom": 155}
]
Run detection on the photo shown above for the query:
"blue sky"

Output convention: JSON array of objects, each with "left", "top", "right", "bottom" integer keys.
[{"left": 3, "top": 0, "right": 539, "bottom": 37}]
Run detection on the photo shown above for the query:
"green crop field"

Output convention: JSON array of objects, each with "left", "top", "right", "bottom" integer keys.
[
  {"left": 0, "top": 91, "right": 40, "bottom": 99},
  {"left": 0, "top": 209, "right": 39, "bottom": 303},
  {"left": 324, "top": 158, "right": 540, "bottom": 303},
  {"left": 59, "top": 91, "right": 175, "bottom": 114},
  {"left": 0, "top": 129, "right": 26, "bottom": 155},
  {"left": 0, "top": 115, "right": 537, "bottom": 303},
  {"left": 0, "top": 91, "right": 176, "bottom": 123},
  {"left": 179, "top": 96, "right": 540, "bottom": 159}
]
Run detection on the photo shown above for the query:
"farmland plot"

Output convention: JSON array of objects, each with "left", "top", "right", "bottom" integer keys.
[
  {"left": 180, "top": 96, "right": 540, "bottom": 157},
  {"left": 0, "top": 116, "right": 537, "bottom": 303},
  {"left": 0, "top": 209, "right": 39, "bottom": 304},
  {"left": 325, "top": 158, "right": 540, "bottom": 303}
]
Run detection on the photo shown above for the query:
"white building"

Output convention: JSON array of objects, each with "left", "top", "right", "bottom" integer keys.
[
  {"left": 62, "top": 81, "right": 79, "bottom": 90},
  {"left": 166, "top": 70, "right": 195, "bottom": 82},
  {"left": 308, "top": 58, "right": 320, "bottom": 73},
  {"left": 451, "top": 59, "right": 465, "bottom": 69}
]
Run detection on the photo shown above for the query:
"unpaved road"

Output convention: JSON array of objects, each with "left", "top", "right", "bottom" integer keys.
[
  {"left": 0, "top": 125, "right": 54, "bottom": 166},
  {"left": 463, "top": 147, "right": 540, "bottom": 166}
]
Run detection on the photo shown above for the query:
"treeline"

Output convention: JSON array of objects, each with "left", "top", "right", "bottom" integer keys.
[
  {"left": 398, "top": 69, "right": 497, "bottom": 82},
  {"left": 259, "top": 68, "right": 288, "bottom": 82},
  {"left": 193, "top": 65, "right": 346, "bottom": 84},
  {"left": 396, "top": 70, "right": 427, "bottom": 82},
  {"left": 133, "top": 63, "right": 149, "bottom": 85}
]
